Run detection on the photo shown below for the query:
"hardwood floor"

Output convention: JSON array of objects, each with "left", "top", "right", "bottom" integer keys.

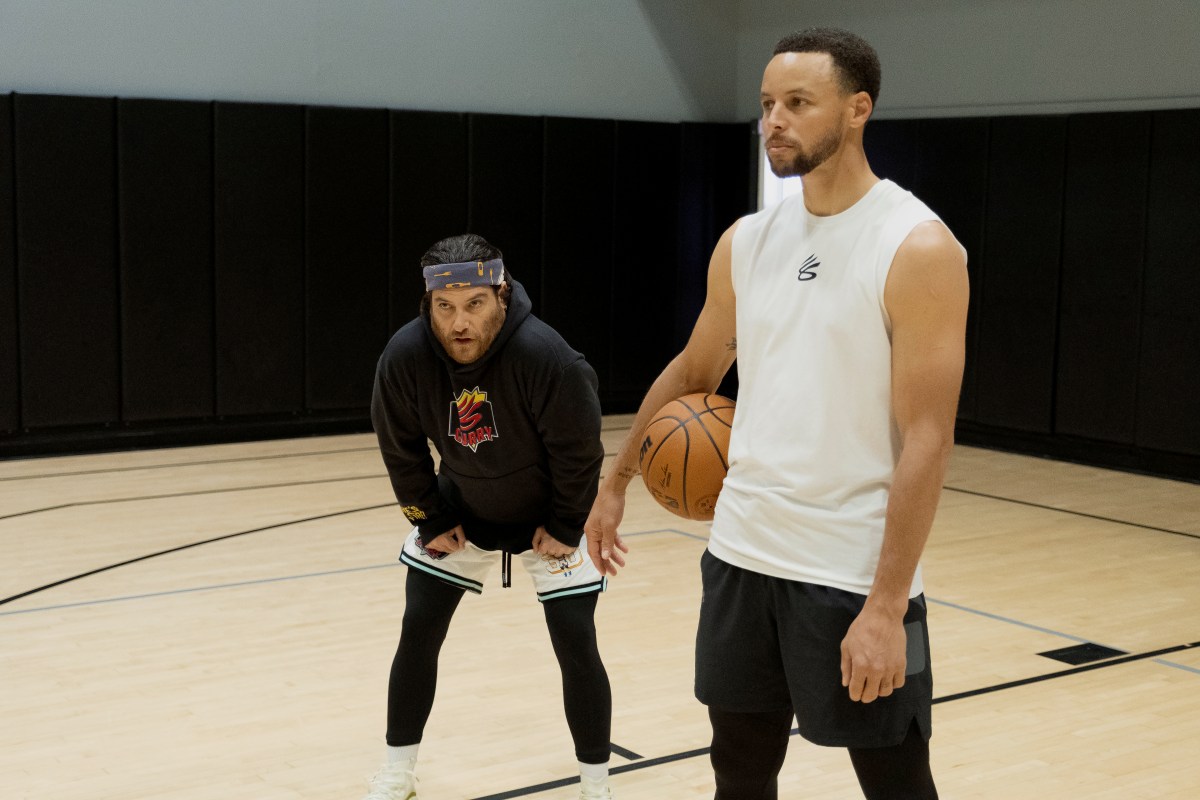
[{"left": 2, "top": 421, "right": 1197, "bottom": 798}]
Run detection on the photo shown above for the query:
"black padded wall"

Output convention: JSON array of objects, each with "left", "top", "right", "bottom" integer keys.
[
  {"left": 304, "top": 106, "right": 390, "bottom": 411},
  {"left": 677, "top": 122, "right": 755, "bottom": 347},
  {"left": 1056, "top": 113, "right": 1151, "bottom": 444},
  {"left": 468, "top": 114, "right": 545, "bottom": 311},
  {"left": 0, "top": 92, "right": 759, "bottom": 456},
  {"left": 1138, "top": 109, "right": 1200, "bottom": 456},
  {"left": 0, "top": 94, "right": 17, "bottom": 432},
  {"left": 864, "top": 119, "right": 920, "bottom": 190},
  {"left": 542, "top": 117, "right": 616, "bottom": 392},
  {"left": 609, "top": 121, "right": 683, "bottom": 409},
  {"left": 913, "top": 117, "right": 989, "bottom": 422},
  {"left": 213, "top": 102, "right": 305, "bottom": 417},
  {"left": 678, "top": 122, "right": 755, "bottom": 400},
  {"left": 14, "top": 89, "right": 1195, "bottom": 479},
  {"left": 118, "top": 99, "right": 214, "bottom": 422},
  {"left": 975, "top": 116, "right": 1067, "bottom": 433},
  {"left": 389, "top": 111, "right": 469, "bottom": 331},
  {"left": 15, "top": 95, "right": 119, "bottom": 429}
]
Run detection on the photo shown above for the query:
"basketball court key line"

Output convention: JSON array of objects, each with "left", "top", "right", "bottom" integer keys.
[
  {"left": 2, "top": 451, "right": 627, "bottom": 520},
  {"left": 0, "top": 445, "right": 380, "bottom": 481},
  {"left": 11, "top": 523, "right": 1190, "bottom": 679},
  {"left": 0, "top": 502, "right": 397, "bottom": 607},
  {"left": 932, "top": 640, "right": 1200, "bottom": 703},
  {"left": 921, "top": 596, "right": 1199, "bottom": 674},
  {"left": 942, "top": 485, "right": 1200, "bottom": 540},
  {"left": 471, "top": 746, "right": 711, "bottom": 800},
  {"left": 0, "top": 473, "right": 388, "bottom": 521},
  {"left": 925, "top": 596, "right": 1097, "bottom": 645},
  {"left": 0, "top": 527, "right": 696, "bottom": 615},
  {"left": 21, "top": 526, "right": 1190, "bottom": 677},
  {"left": 7, "top": 508, "right": 1195, "bottom": 792},
  {"left": 0, "top": 562, "right": 404, "bottom": 617},
  {"left": 469, "top": 640, "right": 1200, "bottom": 799}
]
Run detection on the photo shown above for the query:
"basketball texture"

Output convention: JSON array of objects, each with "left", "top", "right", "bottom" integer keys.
[{"left": 639, "top": 393, "right": 736, "bottom": 521}]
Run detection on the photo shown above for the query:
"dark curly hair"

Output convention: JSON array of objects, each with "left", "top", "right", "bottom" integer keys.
[
  {"left": 418, "top": 233, "right": 512, "bottom": 315},
  {"left": 773, "top": 28, "right": 881, "bottom": 106}
]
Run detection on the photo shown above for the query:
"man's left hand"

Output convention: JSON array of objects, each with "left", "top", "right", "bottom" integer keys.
[
  {"left": 840, "top": 603, "right": 907, "bottom": 703},
  {"left": 531, "top": 526, "right": 577, "bottom": 559}
]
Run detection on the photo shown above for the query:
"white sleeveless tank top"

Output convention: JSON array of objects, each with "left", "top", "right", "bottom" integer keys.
[{"left": 709, "top": 179, "right": 943, "bottom": 596}]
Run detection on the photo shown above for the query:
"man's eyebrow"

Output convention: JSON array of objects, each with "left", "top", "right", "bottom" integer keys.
[{"left": 761, "top": 87, "right": 813, "bottom": 99}]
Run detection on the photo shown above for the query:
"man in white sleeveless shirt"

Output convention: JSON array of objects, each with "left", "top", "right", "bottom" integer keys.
[{"left": 586, "top": 28, "right": 967, "bottom": 799}]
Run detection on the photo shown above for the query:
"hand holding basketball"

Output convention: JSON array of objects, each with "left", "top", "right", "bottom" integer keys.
[{"left": 639, "top": 393, "right": 735, "bottom": 521}]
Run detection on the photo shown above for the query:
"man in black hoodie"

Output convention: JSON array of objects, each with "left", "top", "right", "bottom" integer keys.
[{"left": 363, "top": 233, "right": 616, "bottom": 800}]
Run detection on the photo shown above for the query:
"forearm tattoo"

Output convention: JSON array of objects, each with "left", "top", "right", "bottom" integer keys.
[
  {"left": 726, "top": 337, "right": 737, "bottom": 352},
  {"left": 616, "top": 466, "right": 640, "bottom": 480}
]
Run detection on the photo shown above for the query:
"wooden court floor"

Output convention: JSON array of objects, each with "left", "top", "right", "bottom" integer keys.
[{"left": 2, "top": 417, "right": 1199, "bottom": 799}]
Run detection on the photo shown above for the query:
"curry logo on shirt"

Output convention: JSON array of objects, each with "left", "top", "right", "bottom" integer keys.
[
  {"left": 797, "top": 253, "right": 820, "bottom": 281},
  {"left": 449, "top": 386, "right": 499, "bottom": 452}
]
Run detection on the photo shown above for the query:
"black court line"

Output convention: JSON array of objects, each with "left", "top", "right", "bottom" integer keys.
[
  {"left": 0, "top": 503, "right": 395, "bottom": 607},
  {"left": 1, "top": 512, "right": 690, "bottom": 610},
  {"left": 472, "top": 745, "right": 709, "bottom": 800},
  {"left": 0, "top": 563, "right": 405, "bottom": 616},
  {"left": 3, "top": 451, "right": 623, "bottom": 518},
  {"left": 470, "top": 638, "right": 1200, "bottom": 799},
  {"left": 0, "top": 446, "right": 634, "bottom": 522},
  {"left": 3, "top": 514, "right": 686, "bottom": 614},
  {"left": 943, "top": 485, "right": 1200, "bottom": 541},
  {"left": 0, "top": 445, "right": 379, "bottom": 481},
  {"left": 476, "top": 741, "right": 647, "bottom": 800},
  {"left": 5, "top": 513, "right": 1193, "bottom": 794},
  {"left": 1, "top": 527, "right": 701, "bottom": 616},
  {"left": 0, "top": 474, "right": 387, "bottom": 521},
  {"left": 0, "top": 422, "right": 628, "bottom": 482},
  {"left": 934, "top": 639, "right": 1200, "bottom": 702},
  {"left": 607, "top": 743, "right": 643, "bottom": 761},
  {"left": 1, "top": 503, "right": 75, "bottom": 521}
]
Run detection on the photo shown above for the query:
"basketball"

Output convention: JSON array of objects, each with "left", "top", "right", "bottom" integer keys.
[{"left": 638, "top": 393, "right": 736, "bottom": 521}]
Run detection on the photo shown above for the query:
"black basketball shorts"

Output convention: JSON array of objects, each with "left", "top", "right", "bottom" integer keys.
[{"left": 694, "top": 549, "right": 933, "bottom": 748}]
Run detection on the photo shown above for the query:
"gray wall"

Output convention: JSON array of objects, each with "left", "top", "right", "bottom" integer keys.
[
  {"left": 3, "top": 1, "right": 1198, "bottom": 123},
  {"left": 738, "top": 0, "right": 1200, "bottom": 120},
  {"left": 0, "top": 0, "right": 739, "bottom": 121}
]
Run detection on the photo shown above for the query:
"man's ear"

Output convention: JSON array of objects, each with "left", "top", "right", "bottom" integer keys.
[{"left": 848, "top": 91, "right": 873, "bottom": 129}]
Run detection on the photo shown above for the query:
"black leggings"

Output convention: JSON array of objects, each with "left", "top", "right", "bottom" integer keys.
[
  {"left": 385, "top": 568, "right": 612, "bottom": 764},
  {"left": 708, "top": 708, "right": 937, "bottom": 799}
]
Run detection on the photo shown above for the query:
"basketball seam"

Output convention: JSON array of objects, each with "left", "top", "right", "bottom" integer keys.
[
  {"left": 640, "top": 417, "right": 688, "bottom": 515},
  {"left": 693, "top": 411, "right": 730, "bottom": 472},
  {"left": 641, "top": 394, "right": 734, "bottom": 519},
  {"left": 640, "top": 416, "right": 687, "bottom": 473}
]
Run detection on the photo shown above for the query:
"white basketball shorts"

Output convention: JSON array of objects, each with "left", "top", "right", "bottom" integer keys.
[{"left": 399, "top": 527, "right": 607, "bottom": 602}]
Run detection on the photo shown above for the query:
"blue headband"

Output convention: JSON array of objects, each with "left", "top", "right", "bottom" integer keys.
[{"left": 423, "top": 258, "right": 506, "bottom": 292}]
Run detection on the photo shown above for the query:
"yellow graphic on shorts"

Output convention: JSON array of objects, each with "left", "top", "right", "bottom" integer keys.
[
  {"left": 401, "top": 505, "right": 427, "bottom": 521},
  {"left": 542, "top": 550, "right": 585, "bottom": 576}
]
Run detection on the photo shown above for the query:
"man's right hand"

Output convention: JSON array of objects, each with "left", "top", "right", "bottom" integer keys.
[
  {"left": 424, "top": 524, "right": 467, "bottom": 556},
  {"left": 585, "top": 488, "right": 629, "bottom": 576}
]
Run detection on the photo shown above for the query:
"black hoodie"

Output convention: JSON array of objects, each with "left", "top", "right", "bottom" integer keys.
[{"left": 370, "top": 279, "right": 603, "bottom": 552}]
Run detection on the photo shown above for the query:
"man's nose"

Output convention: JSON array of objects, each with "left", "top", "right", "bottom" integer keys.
[{"left": 764, "top": 104, "right": 785, "bottom": 130}]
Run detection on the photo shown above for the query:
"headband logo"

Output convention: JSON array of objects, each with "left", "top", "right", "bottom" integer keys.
[{"left": 423, "top": 258, "right": 505, "bottom": 292}]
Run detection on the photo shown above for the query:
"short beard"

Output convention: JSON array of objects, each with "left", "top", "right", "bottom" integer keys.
[
  {"left": 769, "top": 124, "right": 843, "bottom": 178},
  {"left": 434, "top": 301, "right": 507, "bottom": 365}
]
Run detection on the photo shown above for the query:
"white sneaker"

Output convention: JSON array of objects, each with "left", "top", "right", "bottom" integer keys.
[
  {"left": 363, "top": 759, "right": 417, "bottom": 800},
  {"left": 579, "top": 776, "right": 614, "bottom": 799}
]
